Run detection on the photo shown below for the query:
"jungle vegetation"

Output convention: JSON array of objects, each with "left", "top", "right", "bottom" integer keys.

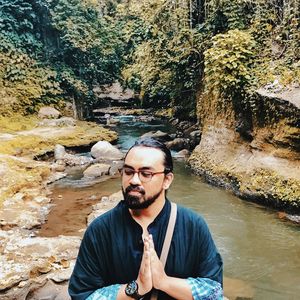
[{"left": 0, "top": 0, "right": 299, "bottom": 119}]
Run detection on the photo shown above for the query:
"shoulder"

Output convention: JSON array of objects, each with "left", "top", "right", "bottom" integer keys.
[
  {"left": 176, "top": 204, "right": 206, "bottom": 224},
  {"left": 174, "top": 204, "right": 216, "bottom": 247},
  {"left": 175, "top": 203, "right": 210, "bottom": 232}
]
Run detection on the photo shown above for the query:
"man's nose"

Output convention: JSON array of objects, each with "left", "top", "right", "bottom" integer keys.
[{"left": 129, "top": 172, "right": 142, "bottom": 185}]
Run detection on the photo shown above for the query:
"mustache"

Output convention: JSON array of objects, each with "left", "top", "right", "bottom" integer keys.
[{"left": 125, "top": 185, "right": 145, "bottom": 195}]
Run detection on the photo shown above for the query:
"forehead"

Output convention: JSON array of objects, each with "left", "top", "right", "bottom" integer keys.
[{"left": 125, "top": 146, "right": 165, "bottom": 169}]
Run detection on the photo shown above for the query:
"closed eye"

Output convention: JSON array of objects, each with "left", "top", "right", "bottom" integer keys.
[
  {"left": 123, "top": 168, "right": 135, "bottom": 176},
  {"left": 140, "top": 171, "right": 152, "bottom": 178}
]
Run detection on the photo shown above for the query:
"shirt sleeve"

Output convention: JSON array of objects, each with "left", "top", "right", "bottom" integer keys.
[
  {"left": 195, "top": 216, "right": 223, "bottom": 286},
  {"left": 186, "top": 278, "right": 223, "bottom": 300},
  {"left": 86, "top": 284, "right": 121, "bottom": 300}
]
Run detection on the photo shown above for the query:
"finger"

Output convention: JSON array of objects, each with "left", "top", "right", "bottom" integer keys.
[
  {"left": 148, "top": 234, "right": 154, "bottom": 249},
  {"left": 144, "top": 249, "right": 151, "bottom": 270},
  {"left": 141, "top": 240, "right": 149, "bottom": 262}
]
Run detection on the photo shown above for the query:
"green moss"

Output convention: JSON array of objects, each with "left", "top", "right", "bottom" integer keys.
[
  {"left": 0, "top": 119, "right": 117, "bottom": 157},
  {"left": 240, "top": 169, "right": 300, "bottom": 205},
  {"left": 0, "top": 114, "right": 39, "bottom": 133},
  {"left": 189, "top": 150, "right": 300, "bottom": 208},
  {"left": 0, "top": 156, "right": 51, "bottom": 206}
]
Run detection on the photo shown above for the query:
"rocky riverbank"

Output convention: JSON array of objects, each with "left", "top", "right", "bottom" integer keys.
[
  {"left": 0, "top": 108, "right": 121, "bottom": 299},
  {"left": 189, "top": 87, "right": 300, "bottom": 215}
]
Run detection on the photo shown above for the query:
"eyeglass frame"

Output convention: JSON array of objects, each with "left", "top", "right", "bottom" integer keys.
[{"left": 121, "top": 166, "right": 170, "bottom": 183}]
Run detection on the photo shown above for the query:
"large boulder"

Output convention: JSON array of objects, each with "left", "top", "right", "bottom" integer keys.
[
  {"left": 141, "top": 130, "right": 172, "bottom": 142},
  {"left": 38, "top": 107, "right": 61, "bottom": 119},
  {"left": 83, "top": 163, "right": 111, "bottom": 178},
  {"left": 91, "top": 141, "right": 123, "bottom": 160}
]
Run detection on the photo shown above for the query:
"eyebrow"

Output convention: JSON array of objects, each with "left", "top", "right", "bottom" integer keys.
[{"left": 123, "top": 164, "right": 155, "bottom": 171}]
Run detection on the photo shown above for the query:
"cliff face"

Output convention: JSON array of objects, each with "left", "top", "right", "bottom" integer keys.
[{"left": 189, "top": 88, "right": 300, "bottom": 212}]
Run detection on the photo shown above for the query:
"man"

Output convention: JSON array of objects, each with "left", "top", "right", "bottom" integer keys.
[{"left": 69, "top": 138, "right": 223, "bottom": 300}]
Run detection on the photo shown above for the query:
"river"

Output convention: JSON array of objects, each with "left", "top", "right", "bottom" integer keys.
[{"left": 39, "top": 115, "right": 300, "bottom": 299}]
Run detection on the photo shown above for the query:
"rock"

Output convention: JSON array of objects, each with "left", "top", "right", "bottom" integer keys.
[
  {"left": 285, "top": 214, "right": 300, "bottom": 224},
  {"left": 49, "top": 267, "right": 73, "bottom": 283},
  {"left": 1, "top": 232, "right": 81, "bottom": 295},
  {"left": 56, "top": 117, "right": 76, "bottom": 127},
  {"left": 141, "top": 130, "right": 172, "bottom": 142},
  {"left": 93, "top": 81, "right": 135, "bottom": 101},
  {"left": 38, "top": 117, "right": 76, "bottom": 127},
  {"left": 87, "top": 191, "right": 123, "bottom": 225},
  {"left": 137, "top": 115, "right": 156, "bottom": 122},
  {"left": 46, "top": 172, "right": 67, "bottom": 184},
  {"left": 189, "top": 130, "right": 201, "bottom": 148},
  {"left": 174, "top": 149, "right": 190, "bottom": 159},
  {"left": 54, "top": 145, "right": 66, "bottom": 161},
  {"left": 183, "top": 124, "right": 199, "bottom": 136},
  {"left": 108, "top": 160, "right": 123, "bottom": 176},
  {"left": 165, "top": 138, "right": 188, "bottom": 151},
  {"left": 25, "top": 280, "right": 70, "bottom": 300},
  {"left": 91, "top": 141, "right": 123, "bottom": 160},
  {"left": 177, "top": 121, "right": 194, "bottom": 131},
  {"left": 108, "top": 190, "right": 123, "bottom": 202},
  {"left": 170, "top": 118, "right": 179, "bottom": 126},
  {"left": 62, "top": 153, "right": 92, "bottom": 166},
  {"left": 83, "top": 163, "right": 111, "bottom": 178},
  {"left": 0, "top": 273, "right": 23, "bottom": 291},
  {"left": 0, "top": 198, "right": 51, "bottom": 230},
  {"left": 109, "top": 118, "right": 120, "bottom": 125},
  {"left": 109, "top": 164, "right": 121, "bottom": 176},
  {"left": 50, "top": 163, "right": 66, "bottom": 172},
  {"left": 38, "top": 107, "right": 61, "bottom": 119}
]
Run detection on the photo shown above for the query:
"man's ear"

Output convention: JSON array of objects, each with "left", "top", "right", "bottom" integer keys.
[{"left": 163, "top": 172, "right": 174, "bottom": 190}]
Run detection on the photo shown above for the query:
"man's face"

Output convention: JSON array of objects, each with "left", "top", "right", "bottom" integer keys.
[{"left": 122, "top": 146, "right": 173, "bottom": 209}]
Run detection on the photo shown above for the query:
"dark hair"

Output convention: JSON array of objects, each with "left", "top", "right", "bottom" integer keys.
[{"left": 125, "top": 138, "right": 173, "bottom": 173}]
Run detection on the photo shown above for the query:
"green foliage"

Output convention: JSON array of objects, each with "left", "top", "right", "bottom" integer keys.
[
  {"left": 117, "top": 0, "right": 299, "bottom": 119},
  {"left": 118, "top": 0, "right": 207, "bottom": 118},
  {"left": 0, "top": 0, "right": 122, "bottom": 117},
  {"left": 204, "top": 29, "right": 255, "bottom": 98},
  {"left": 49, "top": 0, "right": 122, "bottom": 84},
  {"left": 0, "top": 33, "right": 62, "bottom": 115},
  {"left": 0, "top": 0, "right": 299, "bottom": 119}
]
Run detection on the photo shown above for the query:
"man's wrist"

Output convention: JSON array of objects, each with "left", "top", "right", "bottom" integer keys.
[
  {"left": 135, "top": 279, "right": 148, "bottom": 296},
  {"left": 125, "top": 280, "right": 145, "bottom": 299}
]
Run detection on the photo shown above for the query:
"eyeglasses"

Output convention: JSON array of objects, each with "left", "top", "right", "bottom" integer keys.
[{"left": 121, "top": 167, "right": 166, "bottom": 183}]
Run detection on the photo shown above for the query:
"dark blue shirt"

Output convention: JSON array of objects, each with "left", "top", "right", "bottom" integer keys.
[{"left": 69, "top": 199, "right": 223, "bottom": 299}]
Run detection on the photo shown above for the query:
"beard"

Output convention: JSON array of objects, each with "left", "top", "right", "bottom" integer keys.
[{"left": 122, "top": 185, "right": 163, "bottom": 209}]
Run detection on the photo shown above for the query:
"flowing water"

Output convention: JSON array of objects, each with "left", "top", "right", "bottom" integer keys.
[{"left": 40, "top": 115, "right": 300, "bottom": 299}]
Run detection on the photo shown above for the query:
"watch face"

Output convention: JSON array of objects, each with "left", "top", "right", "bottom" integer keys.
[{"left": 125, "top": 281, "right": 138, "bottom": 296}]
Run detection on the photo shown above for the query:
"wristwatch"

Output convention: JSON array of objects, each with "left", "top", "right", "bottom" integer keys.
[{"left": 125, "top": 280, "right": 144, "bottom": 299}]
